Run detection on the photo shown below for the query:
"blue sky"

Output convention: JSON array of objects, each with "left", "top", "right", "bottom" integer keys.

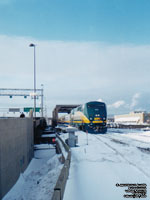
[
  {"left": 0, "top": 0, "right": 150, "bottom": 116},
  {"left": 0, "top": 0, "right": 150, "bottom": 43}
]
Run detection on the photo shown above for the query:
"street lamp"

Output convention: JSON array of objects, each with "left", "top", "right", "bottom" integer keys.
[
  {"left": 41, "top": 84, "right": 44, "bottom": 118},
  {"left": 29, "top": 43, "right": 36, "bottom": 118}
]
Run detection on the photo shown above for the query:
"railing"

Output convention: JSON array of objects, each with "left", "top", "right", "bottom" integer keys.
[{"left": 52, "top": 134, "right": 71, "bottom": 200}]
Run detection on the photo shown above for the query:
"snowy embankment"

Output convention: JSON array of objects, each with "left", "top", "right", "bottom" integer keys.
[
  {"left": 3, "top": 144, "right": 63, "bottom": 200},
  {"left": 63, "top": 129, "right": 150, "bottom": 200}
]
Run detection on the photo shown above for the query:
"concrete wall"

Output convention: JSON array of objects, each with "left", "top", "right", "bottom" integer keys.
[{"left": 0, "top": 118, "right": 34, "bottom": 199}]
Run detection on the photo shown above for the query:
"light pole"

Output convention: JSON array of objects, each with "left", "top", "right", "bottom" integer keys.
[
  {"left": 41, "top": 84, "right": 44, "bottom": 118},
  {"left": 29, "top": 43, "right": 36, "bottom": 118}
]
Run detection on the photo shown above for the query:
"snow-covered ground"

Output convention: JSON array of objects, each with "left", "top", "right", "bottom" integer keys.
[
  {"left": 63, "top": 129, "right": 150, "bottom": 200},
  {"left": 2, "top": 129, "right": 150, "bottom": 200},
  {"left": 3, "top": 144, "right": 63, "bottom": 200}
]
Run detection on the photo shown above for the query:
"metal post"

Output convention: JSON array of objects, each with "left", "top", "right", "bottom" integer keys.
[
  {"left": 34, "top": 45, "right": 36, "bottom": 118},
  {"left": 86, "top": 131, "right": 88, "bottom": 145},
  {"left": 29, "top": 43, "right": 36, "bottom": 118},
  {"left": 41, "top": 84, "right": 44, "bottom": 118}
]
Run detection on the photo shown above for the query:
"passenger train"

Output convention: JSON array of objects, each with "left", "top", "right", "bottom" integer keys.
[{"left": 59, "top": 101, "right": 107, "bottom": 134}]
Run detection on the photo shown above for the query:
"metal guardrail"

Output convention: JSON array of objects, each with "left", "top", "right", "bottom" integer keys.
[{"left": 52, "top": 134, "right": 71, "bottom": 200}]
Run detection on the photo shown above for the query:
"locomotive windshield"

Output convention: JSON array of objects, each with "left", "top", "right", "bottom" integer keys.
[{"left": 87, "top": 103, "right": 107, "bottom": 117}]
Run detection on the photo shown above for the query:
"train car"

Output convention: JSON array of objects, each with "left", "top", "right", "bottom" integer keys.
[
  {"left": 70, "top": 101, "right": 107, "bottom": 133},
  {"left": 58, "top": 114, "right": 70, "bottom": 125}
]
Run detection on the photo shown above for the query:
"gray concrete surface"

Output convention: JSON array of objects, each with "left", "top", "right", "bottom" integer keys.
[{"left": 0, "top": 118, "right": 34, "bottom": 199}]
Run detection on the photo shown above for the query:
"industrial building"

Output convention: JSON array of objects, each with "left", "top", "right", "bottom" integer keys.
[{"left": 114, "top": 111, "right": 150, "bottom": 125}]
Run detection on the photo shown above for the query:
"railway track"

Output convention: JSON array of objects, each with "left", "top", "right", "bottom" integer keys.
[
  {"left": 100, "top": 130, "right": 150, "bottom": 148},
  {"left": 93, "top": 134, "right": 150, "bottom": 180}
]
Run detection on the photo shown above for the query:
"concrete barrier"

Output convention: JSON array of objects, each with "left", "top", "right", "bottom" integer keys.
[
  {"left": 52, "top": 134, "right": 71, "bottom": 200},
  {"left": 0, "top": 118, "right": 34, "bottom": 199},
  {"left": 57, "top": 134, "right": 70, "bottom": 152}
]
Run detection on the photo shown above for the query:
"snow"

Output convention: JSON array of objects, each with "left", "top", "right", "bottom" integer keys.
[
  {"left": 123, "top": 130, "right": 150, "bottom": 143},
  {"left": 41, "top": 134, "right": 56, "bottom": 137},
  {"left": 63, "top": 129, "right": 150, "bottom": 200},
  {"left": 2, "top": 129, "right": 150, "bottom": 200},
  {"left": 3, "top": 144, "right": 63, "bottom": 200}
]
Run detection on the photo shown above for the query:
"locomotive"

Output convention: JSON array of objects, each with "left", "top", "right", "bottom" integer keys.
[{"left": 59, "top": 101, "right": 107, "bottom": 134}]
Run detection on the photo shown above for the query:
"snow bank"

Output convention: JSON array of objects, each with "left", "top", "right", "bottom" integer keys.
[{"left": 3, "top": 145, "right": 63, "bottom": 200}]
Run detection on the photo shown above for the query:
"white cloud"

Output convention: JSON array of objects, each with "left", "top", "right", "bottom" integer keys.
[
  {"left": 0, "top": 35, "right": 150, "bottom": 116},
  {"left": 108, "top": 100, "right": 125, "bottom": 109},
  {"left": 130, "top": 93, "right": 141, "bottom": 109},
  {"left": 97, "top": 99, "right": 103, "bottom": 102}
]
